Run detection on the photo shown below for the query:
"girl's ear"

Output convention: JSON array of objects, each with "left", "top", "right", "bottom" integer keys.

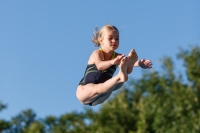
[{"left": 98, "top": 38, "right": 103, "bottom": 43}]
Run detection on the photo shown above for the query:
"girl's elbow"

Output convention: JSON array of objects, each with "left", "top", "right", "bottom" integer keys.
[
  {"left": 95, "top": 63, "right": 103, "bottom": 70},
  {"left": 96, "top": 66, "right": 103, "bottom": 71}
]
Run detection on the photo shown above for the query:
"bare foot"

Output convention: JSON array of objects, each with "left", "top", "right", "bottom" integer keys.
[
  {"left": 127, "top": 49, "right": 138, "bottom": 66},
  {"left": 118, "top": 57, "right": 128, "bottom": 82}
]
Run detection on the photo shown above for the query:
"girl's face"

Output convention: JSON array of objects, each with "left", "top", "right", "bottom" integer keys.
[{"left": 100, "top": 29, "right": 119, "bottom": 52}]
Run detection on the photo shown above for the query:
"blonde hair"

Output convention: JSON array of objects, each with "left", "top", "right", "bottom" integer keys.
[{"left": 92, "top": 24, "right": 119, "bottom": 47}]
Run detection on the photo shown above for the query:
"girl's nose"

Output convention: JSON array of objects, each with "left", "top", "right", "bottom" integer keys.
[{"left": 112, "top": 39, "right": 116, "bottom": 42}]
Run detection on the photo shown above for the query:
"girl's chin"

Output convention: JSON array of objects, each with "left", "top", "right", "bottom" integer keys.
[{"left": 111, "top": 46, "right": 118, "bottom": 50}]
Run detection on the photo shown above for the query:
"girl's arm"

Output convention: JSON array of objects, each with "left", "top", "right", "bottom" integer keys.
[
  {"left": 95, "top": 59, "right": 113, "bottom": 71},
  {"left": 92, "top": 51, "right": 125, "bottom": 70}
]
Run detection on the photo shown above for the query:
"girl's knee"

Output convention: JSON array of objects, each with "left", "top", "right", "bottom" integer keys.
[
  {"left": 76, "top": 85, "right": 85, "bottom": 101},
  {"left": 76, "top": 84, "right": 99, "bottom": 104}
]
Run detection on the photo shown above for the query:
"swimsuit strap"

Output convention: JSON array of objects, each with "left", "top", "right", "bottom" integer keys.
[
  {"left": 100, "top": 48, "right": 105, "bottom": 61},
  {"left": 111, "top": 51, "right": 116, "bottom": 59},
  {"left": 100, "top": 48, "right": 115, "bottom": 61}
]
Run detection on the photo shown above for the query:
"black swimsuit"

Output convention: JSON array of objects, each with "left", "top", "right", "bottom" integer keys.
[{"left": 79, "top": 49, "right": 117, "bottom": 106}]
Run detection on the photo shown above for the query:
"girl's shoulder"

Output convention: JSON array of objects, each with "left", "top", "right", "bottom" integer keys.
[
  {"left": 88, "top": 50, "right": 103, "bottom": 64},
  {"left": 91, "top": 49, "right": 102, "bottom": 57},
  {"left": 92, "top": 49, "right": 101, "bottom": 54}
]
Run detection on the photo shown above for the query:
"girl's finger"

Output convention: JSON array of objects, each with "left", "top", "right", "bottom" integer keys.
[
  {"left": 141, "top": 59, "right": 145, "bottom": 62},
  {"left": 147, "top": 63, "right": 153, "bottom": 66}
]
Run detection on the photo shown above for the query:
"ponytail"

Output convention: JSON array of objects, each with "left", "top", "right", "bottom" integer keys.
[{"left": 91, "top": 27, "right": 101, "bottom": 47}]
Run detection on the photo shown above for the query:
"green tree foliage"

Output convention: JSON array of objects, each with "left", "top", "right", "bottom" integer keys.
[
  {"left": 0, "top": 102, "right": 11, "bottom": 132},
  {"left": 0, "top": 45, "right": 200, "bottom": 133},
  {"left": 0, "top": 102, "right": 7, "bottom": 112},
  {"left": 8, "top": 109, "right": 44, "bottom": 133},
  {"left": 44, "top": 111, "right": 88, "bottom": 133}
]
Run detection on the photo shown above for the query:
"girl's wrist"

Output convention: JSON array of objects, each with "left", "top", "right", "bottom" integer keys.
[
  {"left": 110, "top": 60, "right": 115, "bottom": 65},
  {"left": 134, "top": 60, "right": 139, "bottom": 67}
]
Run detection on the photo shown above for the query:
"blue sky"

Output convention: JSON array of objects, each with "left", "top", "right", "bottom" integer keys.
[{"left": 0, "top": 1, "right": 200, "bottom": 120}]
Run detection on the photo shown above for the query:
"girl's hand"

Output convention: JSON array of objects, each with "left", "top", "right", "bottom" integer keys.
[
  {"left": 111, "top": 54, "right": 125, "bottom": 65},
  {"left": 139, "top": 59, "right": 153, "bottom": 69}
]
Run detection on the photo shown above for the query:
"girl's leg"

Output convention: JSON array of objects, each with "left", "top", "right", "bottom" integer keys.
[
  {"left": 89, "top": 92, "right": 112, "bottom": 106},
  {"left": 76, "top": 57, "right": 128, "bottom": 104},
  {"left": 88, "top": 82, "right": 124, "bottom": 106},
  {"left": 89, "top": 82, "right": 124, "bottom": 106}
]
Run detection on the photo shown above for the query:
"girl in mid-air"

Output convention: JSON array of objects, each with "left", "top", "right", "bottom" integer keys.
[{"left": 76, "top": 24, "right": 152, "bottom": 106}]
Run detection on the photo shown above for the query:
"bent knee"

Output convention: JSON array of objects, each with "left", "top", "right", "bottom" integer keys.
[
  {"left": 76, "top": 85, "right": 98, "bottom": 104},
  {"left": 76, "top": 85, "right": 85, "bottom": 102}
]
